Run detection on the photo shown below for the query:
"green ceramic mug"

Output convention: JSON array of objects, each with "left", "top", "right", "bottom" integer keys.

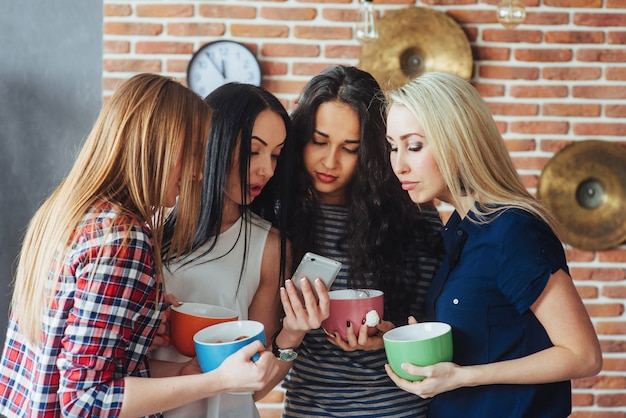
[{"left": 383, "top": 322, "right": 453, "bottom": 381}]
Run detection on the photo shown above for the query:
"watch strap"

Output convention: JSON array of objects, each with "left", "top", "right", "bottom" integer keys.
[{"left": 271, "top": 328, "right": 298, "bottom": 362}]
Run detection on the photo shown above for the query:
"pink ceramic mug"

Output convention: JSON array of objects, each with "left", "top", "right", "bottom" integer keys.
[{"left": 322, "top": 289, "right": 384, "bottom": 341}]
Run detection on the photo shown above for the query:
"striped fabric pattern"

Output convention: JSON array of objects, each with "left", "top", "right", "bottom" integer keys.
[{"left": 283, "top": 204, "right": 440, "bottom": 417}]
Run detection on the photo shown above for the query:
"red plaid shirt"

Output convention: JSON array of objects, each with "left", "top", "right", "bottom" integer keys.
[{"left": 0, "top": 203, "right": 164, "bottom": 417}]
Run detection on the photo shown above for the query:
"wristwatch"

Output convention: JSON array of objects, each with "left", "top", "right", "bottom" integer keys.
[{"left": 272, "top": 338, "right": 298, "bottom": 362}]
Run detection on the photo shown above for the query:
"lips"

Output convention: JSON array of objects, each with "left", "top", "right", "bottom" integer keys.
[
  {"left": 316, "top": 172, "right": 337, "bottom": 184},
  {"left": 249, "top": 184, "right": 264, "bottom": 197},
  {"left": 401, "top": 181, "right": 418, "bottom": 191}
]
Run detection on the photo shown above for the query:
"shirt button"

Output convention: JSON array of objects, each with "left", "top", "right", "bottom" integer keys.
[
  {"left": 453, "top": 298, "right": 459, "bottom": 305},
  {"left": 456, "top": 230, "right": 463, "bottom": 236}
]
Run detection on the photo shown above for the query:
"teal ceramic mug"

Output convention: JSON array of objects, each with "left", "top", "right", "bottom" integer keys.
[
  {"left": 193, "top": 320, "right": 266, "bottom": 373},
  {"left": 383, "top": 322, "right": 453, "bottom": 381}
]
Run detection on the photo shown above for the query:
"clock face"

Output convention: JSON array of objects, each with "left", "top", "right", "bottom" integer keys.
[{"left": 187, "top": 40, "right": 262, "bottom": 98}]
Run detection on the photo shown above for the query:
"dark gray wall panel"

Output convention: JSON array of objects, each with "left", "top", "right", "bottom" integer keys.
[{"left": 0, "top": 0, "right": 103, "bottom": 364}]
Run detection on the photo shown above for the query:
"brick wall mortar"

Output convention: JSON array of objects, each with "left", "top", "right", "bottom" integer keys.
[{"left": 103, "top": 1, "right": 626, "bottom": 416}]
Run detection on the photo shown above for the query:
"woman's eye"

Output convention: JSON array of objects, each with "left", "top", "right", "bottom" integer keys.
[
  {"left": 343, "top": 146, "right": 359, "bottom": 154},
  {"left": 409, "top": 143, "right": 423, "bottom": 152}
]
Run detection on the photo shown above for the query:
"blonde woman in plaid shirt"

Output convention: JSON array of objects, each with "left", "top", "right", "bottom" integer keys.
[{"left": 0, "top": 73, "right": 278, "bottom": 418}]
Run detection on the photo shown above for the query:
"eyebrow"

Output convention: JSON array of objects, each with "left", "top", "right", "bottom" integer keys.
[
  {"left": 314, "top": 129, "right": 360, "bottom": 144},
  {"left": 251, "top": 136, "right": 285, "bottom": 147},
  {"left": 251, "top": 136, "right": 267, "bottom": 146},
  {"left": 386, "top": 132, "right": 425, "bottom": 141}
]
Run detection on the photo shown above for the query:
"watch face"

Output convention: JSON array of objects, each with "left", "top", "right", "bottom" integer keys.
[
  {"left": 278, "top": 349, "right": 298, "bottom": 362},
  {"left": 187, "top": 40, "right": 262, "bottom": 98}
]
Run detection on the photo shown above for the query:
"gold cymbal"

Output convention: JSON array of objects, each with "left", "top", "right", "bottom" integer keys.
[
  {"left": 358, "top": 7, "right": 473, "bottom": 91},
  {"left": 537, "top": 140, "right": 626, "bottom": 251}
]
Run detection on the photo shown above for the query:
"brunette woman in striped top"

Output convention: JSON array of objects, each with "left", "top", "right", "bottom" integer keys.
[{"left": 281, "top": 66, "right": 443, "bottom": 417}]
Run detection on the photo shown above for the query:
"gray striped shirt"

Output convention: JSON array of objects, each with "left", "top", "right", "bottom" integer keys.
[{"left": 283, "top": 204, "right": 441, "bottom": 417}]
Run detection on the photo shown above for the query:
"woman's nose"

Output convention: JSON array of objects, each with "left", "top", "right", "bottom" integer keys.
[
  {"left": 391, "top": 150, "right": 409, "bottom": 175},
  {"left": 257, "top": 155, "right": 275, "bottom": 177},
  {"left": 321, "top": 148, "right": 339, "bottom": 169}
]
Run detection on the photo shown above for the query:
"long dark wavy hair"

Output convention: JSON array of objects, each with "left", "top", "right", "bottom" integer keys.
[
  {"left": 163, "top": 82, "right": 293, "bottom": 286},
  {"left": 287, "top": 65, "right": 442, "bottom": 322}
]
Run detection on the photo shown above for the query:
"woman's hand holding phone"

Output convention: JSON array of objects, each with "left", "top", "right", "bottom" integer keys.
[
  {"left": 274, "top": 253, "right": 340, "bottom": 349},
  {"left": 291, "top": 253, "right": 341, "bottom": 299},
  {"left": 278, "top": 277, "right": 331, "bottom": 348}
]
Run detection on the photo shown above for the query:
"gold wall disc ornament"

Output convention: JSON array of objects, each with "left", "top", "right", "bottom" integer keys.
[
  {"left": 358, "top": 7, "right": 473, "bottom": 91},
  {"left": 537, "top": 140, "right": 626, "bottom": 251}
]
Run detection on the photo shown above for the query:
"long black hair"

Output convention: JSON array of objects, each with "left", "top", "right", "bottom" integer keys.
[
  {"left": 287, "top": 66, "right": 442, "bottom": 322},
  {"left": 163, "top": 82, "right": 293, "bottom": 285}
]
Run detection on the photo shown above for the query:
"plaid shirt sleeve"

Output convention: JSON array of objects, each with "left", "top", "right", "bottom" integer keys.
[{"left": 54, "top": 212, "right": 162, "bottom": 417}]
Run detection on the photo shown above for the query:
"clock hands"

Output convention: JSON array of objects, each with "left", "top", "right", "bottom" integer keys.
[{"left": 206, "top": 53, "right": 226, "bottom": 81}]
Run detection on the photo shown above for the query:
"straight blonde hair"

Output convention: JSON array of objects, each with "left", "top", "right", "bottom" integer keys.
[
  {"left": 386, "top": 72, "right": 558, "bottom": 231},
  {"left": 11, "top": 73, "right": 211, "bottom": 344}
]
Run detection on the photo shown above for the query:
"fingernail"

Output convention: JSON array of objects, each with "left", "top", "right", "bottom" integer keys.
[
  {"left": 346, "top": 320, "right": 351, "bottom": 328},
  {"left": 285, "top": 279, "right": 292, "bottom": 287},
  {"left": 362, "top": 318, "right": 366, "bottom": 325}
]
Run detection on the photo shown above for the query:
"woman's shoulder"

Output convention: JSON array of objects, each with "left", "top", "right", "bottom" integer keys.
[
  {"left": 485, "top": 207, "right": 560, "bottom": 251},
  {"left": 248, "top": 210, "right": 273, "bottom": 232},
  {"left": 248, "top": 210, "right": 283, "bottom": 256},
  {"left": 76, "top": 201, "right": 153, "bottom": 245},
  {"left": 420, "top": 206, "right": 444, "bottom": 231},
  {"left": 69, "top": 202, "right": 156, "bottom": 275},
  {"left": 491, "top": 207, "right": 547, "bottom": 230}
]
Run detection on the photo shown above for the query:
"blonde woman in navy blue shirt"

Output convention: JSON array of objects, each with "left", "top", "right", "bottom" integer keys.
[{"left": 384, "top": 72, "right": 602, "bottom": 418}]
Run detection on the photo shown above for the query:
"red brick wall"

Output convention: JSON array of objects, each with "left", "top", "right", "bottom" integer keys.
[{"left": 103, "top": 1, "right": 626, "bottom": 417}]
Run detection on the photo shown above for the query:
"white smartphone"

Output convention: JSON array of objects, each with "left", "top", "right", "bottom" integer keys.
[{"left": 291, "top": 252, "right": 342, "bottom": 297}]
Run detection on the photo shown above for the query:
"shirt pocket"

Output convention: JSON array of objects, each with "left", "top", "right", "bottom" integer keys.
[{"left": 435, "top": 295, "right": 489, "bottom": 366}]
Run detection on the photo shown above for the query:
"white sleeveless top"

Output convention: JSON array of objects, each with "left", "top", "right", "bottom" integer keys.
[{"left": 152, "top": 211, "right": 272, "bottom": 418}]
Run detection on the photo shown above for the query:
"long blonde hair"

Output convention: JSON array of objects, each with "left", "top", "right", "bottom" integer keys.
[
  {"left": 386, "top": 72, "right": 557, "bottom": 230},
  {"left": 11, "top": 73, "right": 211, "bottom": 344}
]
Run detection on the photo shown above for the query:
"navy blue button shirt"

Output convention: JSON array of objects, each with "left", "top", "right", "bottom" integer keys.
[{"left": 425, "top": 208, "right": 571, "bottom": 418}]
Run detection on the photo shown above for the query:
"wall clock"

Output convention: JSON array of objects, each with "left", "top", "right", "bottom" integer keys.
[{"left": 187, "top": 40, "right": 262, "bottom": 98}]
